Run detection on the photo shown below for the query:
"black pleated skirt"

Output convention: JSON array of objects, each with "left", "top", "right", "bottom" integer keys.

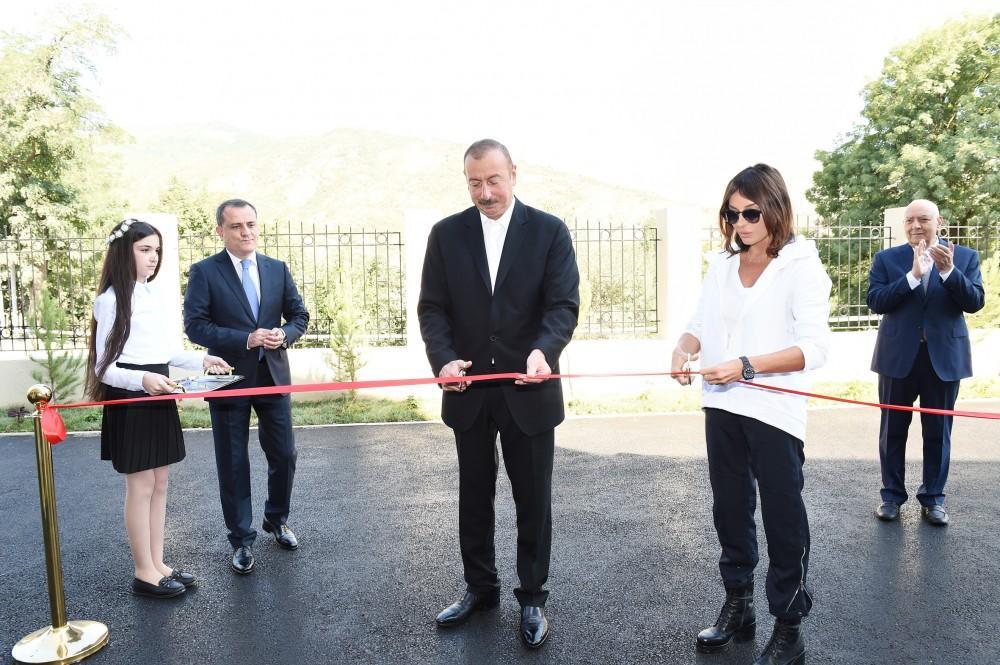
[{"left": 100, "top": 362, "right": 185, "bottom": 474}]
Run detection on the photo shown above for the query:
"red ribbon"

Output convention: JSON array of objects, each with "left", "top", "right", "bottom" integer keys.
[{"left": 34, "top": 370, "right": 998, "bottom": 444}]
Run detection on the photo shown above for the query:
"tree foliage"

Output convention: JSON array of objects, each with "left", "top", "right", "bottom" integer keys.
[
  {"left": 0, "top": 10, "right": 123, "bottom": 239},
  {"left": 808, "top": 15, "right": 999, "bottom": 232},
  {"left": 153, "top": 176, "right": 216, "bottom": 235}
]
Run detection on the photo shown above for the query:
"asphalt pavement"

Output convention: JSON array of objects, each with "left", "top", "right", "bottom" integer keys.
[{"left": 1, "top": 403, "right": 998, "bottom": 665}]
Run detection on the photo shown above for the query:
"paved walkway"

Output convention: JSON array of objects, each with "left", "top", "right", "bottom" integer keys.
[{"left": 2, "top": 403, "right": 998, "bottom": 664}]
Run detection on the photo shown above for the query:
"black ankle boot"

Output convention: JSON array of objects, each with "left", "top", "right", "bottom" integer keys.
[
  {"left": 752, "top": 619, "right": 805, "bottom": 665},
  {"left": 695, "top": 585, "right": 756, "bottom": 653}
]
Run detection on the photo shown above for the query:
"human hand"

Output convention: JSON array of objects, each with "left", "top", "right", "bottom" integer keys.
[
  {"left": 700, "top": 359, "right": 744, "bottom": 385},
  {"left": 142, "top": 372, "right": 178, "bottom": 395},
  {"left": 262, "top": 328, "right": 286, "bottom": 350},
  {"left": 928, "top": 240, "right": 954, "bottom": 273},
  {"left": 440, "top": 359, "right": 472, "bottom": 392},
  {"left": 911, "top": 240, "right": 932, "bottom": 279},
  {"left": 203, "top": 355, "right": 233, "bottom": 375},
  {"left": 671, "top": 347, "right": 699, "bottom": 386},
  {"left": 515, "top": 349, "right": 550, "bottom": 385},
  {"left": 248, "top": 328, "right": 271, "bottom": 349}
]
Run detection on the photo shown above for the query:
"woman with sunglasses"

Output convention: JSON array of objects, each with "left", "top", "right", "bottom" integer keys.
[{"left": 671, "top": 164, "right": 831, "bottom": 665}]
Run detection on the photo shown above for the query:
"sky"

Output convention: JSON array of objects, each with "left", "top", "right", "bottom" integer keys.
[{"left": 2, "top": 0, "right": 996, "bottom": 211}]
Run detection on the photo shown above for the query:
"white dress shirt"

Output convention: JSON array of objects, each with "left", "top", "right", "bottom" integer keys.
[
  {"left": 227, "top": 250, "right": 260, "bottom": 301},
  {"left": 480, "top": 197, "right": 516, "bottom": 292},
  {"left": 93, "top": 281, "right": 204, "bottom": 392}
]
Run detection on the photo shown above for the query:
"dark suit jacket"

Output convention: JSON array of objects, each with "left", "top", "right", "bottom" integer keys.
[
  {"left": 184, "top": 250, "right": 309, "bottom": 386},
  {"left": 418, "top": 201, "right": 580, "bottom": 436},
  {"left": 867, "top": 240, "right": 985, "bottom": 381}
]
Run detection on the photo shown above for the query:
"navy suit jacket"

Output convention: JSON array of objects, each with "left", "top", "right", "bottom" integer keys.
[
  {"left": 417, "top": 201, "right": 580, "bottom": 436},
  {"left": 184, "top": 250, "right": 309, "bottom": 387},
  {"left": 867, "top": 240, "right": 984, "bottom": 381}
]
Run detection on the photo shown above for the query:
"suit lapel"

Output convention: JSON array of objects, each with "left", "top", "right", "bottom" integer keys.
[
  {"left": 256, "top": 254, "right": 269, "bottom": 318},
  {"left": 461, "top": 209, "right": 491, "bottom": 293},
  {"left": 493, "top": 201, "right": 527, "bottom": 294},
  {"left": 215, "top": 250, "right": 256, "bottom": 321}
]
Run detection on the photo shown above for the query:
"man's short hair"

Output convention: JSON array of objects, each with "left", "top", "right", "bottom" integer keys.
[
  {"left": 216, "top": 199, "right": 257, "bottom": 226},
  {"left": 464, "top": 139, "right": 512, "bottom": 168}
]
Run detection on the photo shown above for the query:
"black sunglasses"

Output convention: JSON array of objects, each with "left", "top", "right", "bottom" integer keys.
[{"left": 723, "top": 208, "right": 762, "bottom": 224}]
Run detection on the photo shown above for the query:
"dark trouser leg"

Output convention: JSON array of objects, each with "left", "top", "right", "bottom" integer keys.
[
  {"left": 742, "top": 416, "right": 812, "bottom": 620},
  {"left": 209, "top": 399, "right": 256, "bottom": 548},
  {"left": 705, "top": 408, "right": 758, "bottom": 590},
  {"left": 454, "top": 390, "right": 501, "bottom": 599},
  {"left": 878, "top": 370, "right": 919, "bottom": 505},
  {"left": 493, "top": 392, "right": 554, "bottom": 608},
  {"left": 913, "top": 346, "right": 959, "bottom": 507},
  {"left": 253, "top": 362, "right": 297, "bottom": 525}
]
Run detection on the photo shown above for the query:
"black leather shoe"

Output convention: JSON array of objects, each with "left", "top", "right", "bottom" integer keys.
[
  {"left": 263, "top": 519, "right": 299, "bottom": 550},
  {"left": 169, "top": 568, "right": 197, "bottom": 588},
  {"left": 696, "top": 585, "right": 756, "bottom": 653},
  {"left": 130, "top": 576, "right": 186, "bottom": 598},
  {"left": 231, "top": 545, "right": 255, "bottom": 574},
  {"left": 435, "top": 591, "right": 500, "bottom": 627},
  {"left": 752, "top": 620, "right": 805, "bottom": 665},
  {"left": 875, "top": 501, "right": 900, "bottom": 521},
  {"left": 922, "top": 504, "right": 949, "bottom": 526},
  {"left": 520, "top": 605, "right": 549, "bottom": 649}
]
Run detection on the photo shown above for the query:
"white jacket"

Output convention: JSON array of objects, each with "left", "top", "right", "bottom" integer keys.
[{"left": 686, "top": 237, "right": 832, "bottom": 441}]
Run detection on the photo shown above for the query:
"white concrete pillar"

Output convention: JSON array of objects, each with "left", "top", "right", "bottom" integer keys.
[
  {"left": 133, "top": 213, "right": 183, "bottom": 336},
  {"left": 883, "top": 206, "right": 906, "bottom": 249},
  {"left": 404, "top": 209, "right": 441, "bottom": 350},
  {"left": 655, "top": 206, "right": 711, "bottom": 342}
]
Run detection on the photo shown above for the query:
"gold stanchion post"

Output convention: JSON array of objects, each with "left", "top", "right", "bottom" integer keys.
[{"left": 12, "top": 385, "right": 109, "bottom": 665}]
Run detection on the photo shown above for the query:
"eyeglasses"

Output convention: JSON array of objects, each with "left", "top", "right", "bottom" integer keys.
[{"left": 723, "top": 209, "right": 762, "bottom": 225}]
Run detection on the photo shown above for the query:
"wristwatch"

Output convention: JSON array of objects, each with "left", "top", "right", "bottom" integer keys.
[{"left": 739, "top": 356, "right": 755, "bottom": 381}]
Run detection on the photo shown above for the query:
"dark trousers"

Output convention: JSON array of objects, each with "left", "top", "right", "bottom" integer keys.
[
  {"left": 705, "top": 408, "right": 812, "bottom": 620},
  {"left": 878, "top": 343, "right": 959, "bottom": 507},
  {"left": 453, "top": 387, "right": 554, "bottom": 607},
  {"left": 210, "top": 361, "right": 297, "bottom": 548}
]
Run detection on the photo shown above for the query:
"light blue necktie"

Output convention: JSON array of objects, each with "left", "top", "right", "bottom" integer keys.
[
  {"left": 240, "top": 258, "right": 260, "bottom": 320},
  {"left": 241, "top": 258, "right": 263, "bottom": 360}
]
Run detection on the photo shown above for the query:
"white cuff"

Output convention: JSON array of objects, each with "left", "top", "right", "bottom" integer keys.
[
  {"left": 906, "top": 271, "right": 921, "bottom": 289},
  {"left": 939, "top": 267, "right": 953, "bottom": 281}
]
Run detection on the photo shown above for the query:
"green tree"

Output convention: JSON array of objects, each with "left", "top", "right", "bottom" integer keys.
[
  {"left": 0, "top": 10, "right": 123, "bottom": 239},
  {"left": 153, "top": 176, "right": 215, "bottom": 236},
  {"left": 30, "top": 291, "right": 86, "bottom": 400},
  {"left": 808, "top": 15, "right": 999, "bottom": 232}
]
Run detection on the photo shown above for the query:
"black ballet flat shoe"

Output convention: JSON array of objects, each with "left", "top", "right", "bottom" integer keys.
[{"left": 130, "top": 576, "right": 186, "bottom": 599}]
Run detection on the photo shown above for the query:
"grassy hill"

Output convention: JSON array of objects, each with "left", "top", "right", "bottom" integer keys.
[{"left": 116, "top": 125, "right": 671, "bottom": 230}]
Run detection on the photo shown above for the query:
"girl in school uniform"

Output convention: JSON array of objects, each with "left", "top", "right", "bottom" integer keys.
[{"left": 84, "top": 218, "right": 231, "bottom": 599}]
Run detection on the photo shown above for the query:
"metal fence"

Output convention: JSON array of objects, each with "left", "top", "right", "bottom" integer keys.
[
  {"left": 179, "top": 222, "right": 405, "bottom": 348},
  {"left": 0, "top": 224, "right": 406, "bottom": 352},
  {"left": 568, "top": 221, "right": 659, "bottom": 338},
  {"left": 1, "top": 235, "right": 105, "bottom": 352},
  {"left": 704, "top": 216, "right": 892, "bottom": 330},
  {"left": 705, "top": 215, "right": 999, "bottom": 331}
]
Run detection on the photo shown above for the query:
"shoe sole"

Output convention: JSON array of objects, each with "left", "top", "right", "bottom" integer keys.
[
  {"left": 129, "top": 586, "right": 185, "bottom": 599},
  {"left": 695, "top": 622, "right": 756, "bottom": 653}
]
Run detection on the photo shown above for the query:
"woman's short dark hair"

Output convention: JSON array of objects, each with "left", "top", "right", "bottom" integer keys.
[{"left": 718, "top": 164, "right": 795, "bottom": 258}]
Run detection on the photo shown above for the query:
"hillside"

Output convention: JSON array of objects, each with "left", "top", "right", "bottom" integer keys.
[{"left": 116, "top": 125, "right": 671, "bottom": 230}]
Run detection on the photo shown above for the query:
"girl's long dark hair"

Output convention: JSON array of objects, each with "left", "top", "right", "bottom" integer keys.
[{"left": 84, "top": 220, "right": 163, "bottom": 400}]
